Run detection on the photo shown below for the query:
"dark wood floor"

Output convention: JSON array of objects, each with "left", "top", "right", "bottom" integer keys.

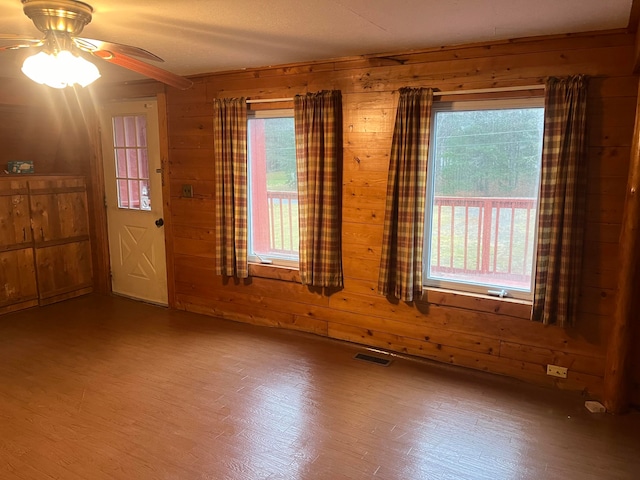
[{"left": 1, "top": 294, "right": 639, "bottom": 480}]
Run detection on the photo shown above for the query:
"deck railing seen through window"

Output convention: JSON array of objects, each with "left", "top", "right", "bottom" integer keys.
[{"left": 429, "top": 196, "right": 537, "bottom": 290}]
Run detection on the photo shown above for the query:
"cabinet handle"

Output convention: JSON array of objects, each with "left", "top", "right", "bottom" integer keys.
[
  {"left": 40, "top": 227, "right": 44, "bottom": 241},
  {"left": 23, "top": 227, "right": 26, "bottom": 241}
]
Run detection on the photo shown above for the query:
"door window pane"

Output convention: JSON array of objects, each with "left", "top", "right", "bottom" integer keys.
[
  {"left": 124, "top": 116, "right": 137, "bottom": 147},
  {"left": 139, "top": 149, "right": 150, "bottom": 179},
  {"left": 117, "top": 179, "right": 129, "bottom": 209},
  {"left": 115, "top": 149, "right": 127, "bottom": 177},
  {"left": 140, "top": 180, "right": 150, "bottom": 211},
  {"left": 128, "top": 180, "right": 140, "bottom": 209},
  {"left": 113, "top": 116, "right": 125, "bottom": 147},
  {"left": 111, "top": 114, "right": 151, "bottom": 211},
  {"left": 126, "top": 149, "right": 139, "bottom": 178},
  {"left": 136, "top": 116, "right": 148, "bottom": 147}
]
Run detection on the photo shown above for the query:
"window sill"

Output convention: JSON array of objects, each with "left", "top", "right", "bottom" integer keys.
[
  {"left": 422, "top": 287, "right": 532, "bottom": 320},
  {"left": 248, "top": 263, "right": 300, "bottom": 283}
]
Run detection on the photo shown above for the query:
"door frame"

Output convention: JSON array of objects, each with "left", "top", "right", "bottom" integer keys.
[
  {"left": 92, "top": 90, "right": 175, "bottom": 307},
  {"left": 156, "top": 93, "right": 176, "bottom": 308}
]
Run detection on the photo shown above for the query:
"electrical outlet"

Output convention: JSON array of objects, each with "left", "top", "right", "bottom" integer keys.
[
  {"left": 181, "top": 184, "right": 193, "bottom": 198},
  {"left": 546, "top": 364, "right": 568, "bottom": 378}
]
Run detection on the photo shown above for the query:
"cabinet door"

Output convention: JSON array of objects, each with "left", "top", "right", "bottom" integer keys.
[
  {"left": 34, "top": 242, "right": 93, "bottom": 304},
  {"left": 29, "top": 178, "right": 90, "bottom": 243},
  {"left": 28, "top": 177, "right": 93, "bottom": 305},
  {"left": 0, "top": 180, "right": 38, "bottom": 313},
  {"left": 0, "top": 249, "right": 38, "bottom": 311}
]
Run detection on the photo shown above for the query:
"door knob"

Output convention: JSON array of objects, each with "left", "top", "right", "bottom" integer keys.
[{"left": 155, "top": 218, "right": 164, "bottom": 227}]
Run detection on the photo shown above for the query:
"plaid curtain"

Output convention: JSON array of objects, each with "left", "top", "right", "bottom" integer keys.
[
  {"left": 378, "top": 87, "right": 434, "bottom": 301},
  {"left": 213, "top": 97, "right": 248, "bottom": 278},
  {"left": 294, "top": 90, "right": 343, "bottom": 287},
  {"left": 532, "top": 75, "right": 589, "bottom": 326}
]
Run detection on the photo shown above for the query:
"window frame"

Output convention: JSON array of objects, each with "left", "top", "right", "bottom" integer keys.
[
  {"left": 247, "top": 108, "right": 299, "bottom": 269},
  {"left": 423, "top": 96, "right": 545, "bottom": 301}
]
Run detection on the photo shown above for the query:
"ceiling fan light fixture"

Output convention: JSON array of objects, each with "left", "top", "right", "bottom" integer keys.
[
  {"left": 3, "top": 0, "right": 192, "bottom": 90},
  {"left": 21, "top": 48, "right": 100, "bottom": 88},
  {"left": 22, "top": 0, "right": 93, "bottom": 36}
]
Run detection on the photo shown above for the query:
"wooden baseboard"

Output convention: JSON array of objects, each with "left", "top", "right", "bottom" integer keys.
[
  {"left": 38, "top": 287, "right": 93, "bottom": 306},
  {"left": 0, "top": 299, "right": 39, "bottom": 316}
]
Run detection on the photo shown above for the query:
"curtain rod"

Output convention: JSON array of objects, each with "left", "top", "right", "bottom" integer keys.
[
  {"left": 245, "top": 85, "right": 544, "bottom": 103},
  {"left": 246, "top": 97, "right": 293, "bottom": 104},
  {"left": 434, "top": 85, "right": 544, "bottom": 96}
]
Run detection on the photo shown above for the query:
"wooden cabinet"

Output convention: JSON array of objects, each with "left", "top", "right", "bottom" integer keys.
[
  {"left": 0, "top": 176, "right": 93, "bottom": 315},
  {"left": 0, "top": 179, "right": 38, "bottom": 314},
  {"left": 28, "top": 177, "right": 93, "bottom": 306}
]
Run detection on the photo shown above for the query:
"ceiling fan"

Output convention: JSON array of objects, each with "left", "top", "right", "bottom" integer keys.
[{"left": 0, "top": 0, "right": 193, "bottom": 90}]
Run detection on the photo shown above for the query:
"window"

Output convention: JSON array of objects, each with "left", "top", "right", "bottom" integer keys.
[
  {"left": 247, "top": 109, "right": 299, "bottom": 267},
  {"left": 112, "top": 115, "right": 151, "bottom": 211},
  {"left": 424, "top": 98, "right": 544, "bottom": 300}
]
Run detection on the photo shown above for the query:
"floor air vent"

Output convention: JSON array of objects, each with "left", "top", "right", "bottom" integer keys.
[{"left": 354, "top": 352, "right": 392, "bottom": 366}]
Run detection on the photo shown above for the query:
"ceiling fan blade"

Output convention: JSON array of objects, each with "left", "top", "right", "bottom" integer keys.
[
  {"left": 0, "top": 43, "right": 39, "bottom": 52},
  {"left": 0, "top": 34, "right": 42, "bottom": 51},
  {"left": 76, "top": 37, "right": 164, "bottom": 63},
  {"left": 0, "top": 34, "right": 41, "bottom": 42},
  {"left": 92, "top": 50, "right": 193, "bottom": 90}
]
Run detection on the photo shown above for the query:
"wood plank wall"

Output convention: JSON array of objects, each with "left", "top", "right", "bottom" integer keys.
[
  {"left": 162, "top": 30, "right": 639, "bottom": 401},
  {"left": 0, "top": 79, "right": 104, "bottom": 293},
  {"left": 0, "top": 80, "right": 91, "bottom": 176}
]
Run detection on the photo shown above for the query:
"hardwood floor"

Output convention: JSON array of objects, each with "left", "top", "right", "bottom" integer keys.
[{"left": 1, "top": 294, "right": 638, "bottom": 480}]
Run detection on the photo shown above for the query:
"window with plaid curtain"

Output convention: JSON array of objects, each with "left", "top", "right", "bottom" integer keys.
[
  {"left": 532, "top": 75, "right": 589, "bottom": 326},
  {"left": 378, "top": 87, "right": 434, "bottom": 302},
  {"left": 294, "top": 90, "right": 343, "bottom": 288},
  {"left": 213, "top": 97, "right": 248, "bottom": 278},
  {"left": 378, "top": 80, "right": 588, "bottom": 323}
]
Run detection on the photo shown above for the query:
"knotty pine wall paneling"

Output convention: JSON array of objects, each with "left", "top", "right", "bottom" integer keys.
[
  {"left": 0, "top": 79, "right": 92, "bottom": 175},
  {"left": 163, "top": 30, "right": 639, "bottom": 401},
  {"left": 0, "top": 79, "right": 108, "bottom": 294}
]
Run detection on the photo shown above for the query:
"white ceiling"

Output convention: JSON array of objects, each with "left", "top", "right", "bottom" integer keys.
[{"left": 0, "top": 0, "right": 635, "bottom": 85}]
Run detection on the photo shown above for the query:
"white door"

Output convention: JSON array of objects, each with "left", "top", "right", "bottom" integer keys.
[{"left": 100, "top": 100, "right": 168, "bottom": 305}]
